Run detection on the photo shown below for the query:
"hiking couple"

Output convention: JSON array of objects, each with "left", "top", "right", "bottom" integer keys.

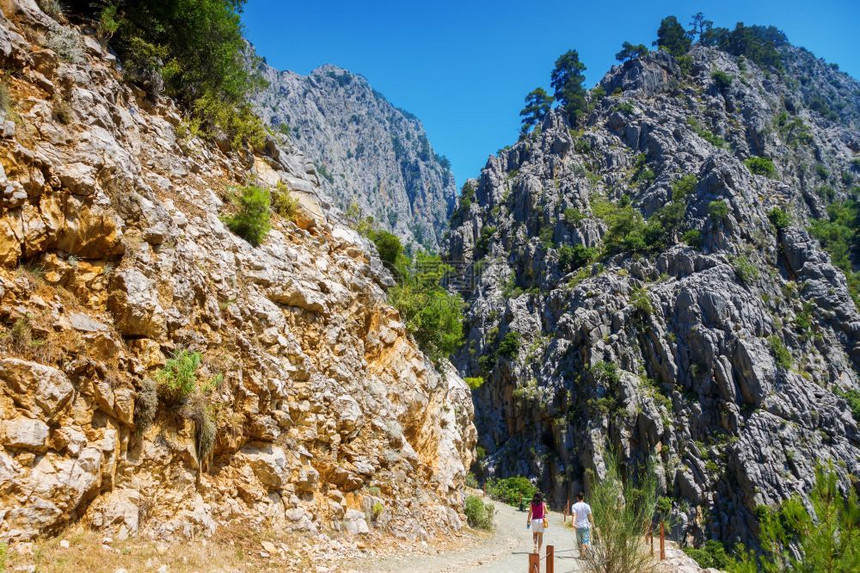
[{"left": 527, "top": 491, "right": 595, "bottom": 557}]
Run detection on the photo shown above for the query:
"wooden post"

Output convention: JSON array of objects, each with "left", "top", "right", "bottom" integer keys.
[
  {"left": 528, "top": 552, "right": 540, "bottom": 573},
  {"left": 660, "top": 522, "right": 665, "bottom": 561},
  {"left": 649, "top": 523, "right": 654, "bottom": 556},
  {"left": 546, "top": 545, "right": 554, "bottom": 573}
]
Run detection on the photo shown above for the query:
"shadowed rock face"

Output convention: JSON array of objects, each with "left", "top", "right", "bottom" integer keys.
[
  {"left": 0, "top": 2, "right": 474, "bottom": 545},
  {"left": 253, "top": 63, "right": 457, "bottom": 252},
  {"left": 447, "top": 44, "right": 860, "bottom": 547}
]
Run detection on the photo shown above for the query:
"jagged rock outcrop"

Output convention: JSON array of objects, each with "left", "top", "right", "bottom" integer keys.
[
  {"left": 447, "top": 43, "right": 860, "bottom": 548},
  {"left": 0, "top": 1, "right": 474, "bottom": 549},
  {"left": 253, "top": 63, "right": 457, "bottom": 251}
]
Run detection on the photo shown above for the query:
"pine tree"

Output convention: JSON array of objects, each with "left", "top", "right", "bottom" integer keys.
[
  {"left": 550, "top": 50, "right": 587, "bottom": 125},
  {"left": 615, "top": 42, "right": 649, "bottom": 63},
  {"left": 654, "top": 16, "right": 692, "bottom": 57},
  {"left": 519, "top": 88, "right": 554, "bottom": 132},
  {"left": 688, "top": 12, "right": 713, "bottom": 42}
]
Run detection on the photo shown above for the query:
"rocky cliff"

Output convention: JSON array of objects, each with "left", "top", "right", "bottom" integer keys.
[
  {"left": 253, "top": 63, "right": 457, "bottom": 252},
  {"left": 447, "top": 44, "right": 860, "bottom": 548},
  {"left": 0, "top": 0, "right": 474, "bottom": 552}
]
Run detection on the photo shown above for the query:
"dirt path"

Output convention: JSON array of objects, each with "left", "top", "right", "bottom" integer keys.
[{"left": 342, "top": 499, "right": 585, "bottom": 573}]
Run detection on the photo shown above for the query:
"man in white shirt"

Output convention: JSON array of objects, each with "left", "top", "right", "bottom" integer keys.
[{"left": 572, "top": 491, "right": 595, "bottom": 557}]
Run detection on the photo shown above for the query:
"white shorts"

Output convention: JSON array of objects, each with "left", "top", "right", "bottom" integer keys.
[{"left": 531, "top": 518, "right": 545, "bottom": 533}]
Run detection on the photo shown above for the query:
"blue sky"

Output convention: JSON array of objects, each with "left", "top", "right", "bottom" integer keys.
[{"left": 242, "top": 0, "right": 859, "bottom": 187}]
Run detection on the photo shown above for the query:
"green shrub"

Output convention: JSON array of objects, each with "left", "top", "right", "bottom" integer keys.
[
  {"left": 613, "top": 101, "right": 635, "bottom": 115},
  {"left": 539, "top": 225, "right": 555, "bottom": 247},
  {"left": 223, "top": 185, "right": 271, "bottom": 246},
  {"left": 768, "top": 207, "right": 791, "bottom": 231},
  {"left": 630, "top": 286, "right": 653, "bottom": 315},
  {"left": 389, "top": 252, "right": 464, "bottom": 363},
  {"left": 0, "top": 540, "right": 6, "bottom": 573},
  {"left": 655, "top": 16, "right": 691, "bottom": 57},
  {"left": 836, "top": 388, "right": 860, "bottom": 425},
  {"left": 687, "top": 117, "right": 726, "bottom": 148},
  {"left": 271, "top": 182, "right": 299, "bottom": 221},
  {"left": 498, "top": 331, "right": 521, "bottom": 359},
  {"left": 464, "top": 377, "right": 485, "bottom": 390},
  {"left": 477, "top": 225, "right": 496, "bottom": 252},
  {"left": 745, "top": 156, "right": 777, "bottom": 178},
  {"left": 372, "top": 501, "right": 384, "bottom": 521},
  {"left": 774, "top": 111, "right": 812, "bottom": 147},
  {"left": 708, "top": 200, "right": 729, "bottom": 220},
  {"left": 731, "top": 255, "right": 760, "bottom": 284},
  {"left": 369, "top": 229, "right": 403, "bottom": 270},
  {"left": 809, "top": 199, "right": 860, "bottom": 307},
  {"left": 631, "top": 153, "right": 655, "bottom": 187},
  {"left": 593, "top": 198, "right": 649, "bottom": 255},
  {"left": 683, "top": 540, "right": 732, "bottom": 569},
  {"left": 744, "top": 464, "right": 859, "bottom": 571},
  {"left": 485, "top": 476, "right": 537, "bottom": 506},
  {"left": 672, "top": 174, "right": 698, "bottom": 200},
  {"left": 711, "top": 70, "right": 734, "bottom": 89},
  {"left": 156, "top": 350, "right": 203, "bottom": 404},
  {"left": 583, "top": 451, "right": 657, "bottom": 572},
  {"left": 767, "top": 335, "right": 792, "bottom": 369},
  {"left": 683, "top": 229, "right": 702, "bottom": 248},
  {"left": 464, "top": 494, "right": 495, "bottom": 530},
  {"left": 104, "top": 0, "right": 266, "bottom": 150},
  {"left": 815, "top": 163, "right": 829, "bottom": 180},
  {"left": 97, "top": 2, "right": 120, "bottom": 41},
  {"left": 564, "top": 207, "right": 585, "bottom": 225},
  {"left": 558, "top": 244, "right": 598, "bottom": 272}
]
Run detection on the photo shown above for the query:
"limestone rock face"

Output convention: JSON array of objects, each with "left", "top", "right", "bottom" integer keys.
[
  {"left": 253, "top": 63, "right": 457, "bottom": 251},
  {"left": 447, "top": 44, "right": 860, "bottom": 547},
  {"left": 0, "top": 3, "right": 474, "bottom": 546}
]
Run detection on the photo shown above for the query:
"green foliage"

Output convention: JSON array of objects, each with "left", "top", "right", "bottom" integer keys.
[
  {"left": 630, "top": 286, "right": 653, "bottom": 315},
  {"left": 464, "top": 495, "right": 495, "bottom": 530},
  {"left": 711, "top": 70, "right": 734, "bottom": 89},
  {"left": 836, "top": 389, "right": 860, "bottom": 425},
  {"left": 271, "top": 182, "right": 299, "bottom": 221},
  {"left": 97, "top": 3, "right": 120, "bottom": 41},
  {"left": 745, "top": 156, "right": 777, "bottom": 178},
  {"left": 655, "top": 15, "right": 692, "bottom": 57},
  {"left": 372, "top": 501, "right": 384, "bottom": 521},
  {"left": 464, "top": 377, "right": 485, "bottom": 391},
  {"left": 768, "top": 207, "right": 791, "bottom": 231},
  {"left": 593, "top": 198, "right": 669, "bottom": 255},
  {"left": 368, "top": 229, "right": 404, "bottom": 270},
  {"left": 808, "top": 199, "right": 860, "bottom": 307},
  {"left": 103, "top": 0, "right": 266, "bottom": 150},
  {"left": 485, "top": 476, "right": 537, "bottom": 506},
  {"left": 456, "top": 181, "right": 476, "bottom": 218},
  {"left": 520, "top": 87, "right": 554, "bottom": 132},
  {"left": 708, "top": 200, "right": 729, "bottom": 220},
  {"left": 631, "top": 153, "right": 655, "bottom": 187},
  {"left": 808, "top": 94, "right": 839, "bottom": 122},
  {"left": 389, "top": 252, "right": 464, "bottom": 363},
  {"left": 564, "top": 207, "right": 586, "bottom": 225},
  {"left": 731, "top": 255, "right": 760, "bottom": 284},
  {"left": 0, "top": 80, "right": 10, "bottom": 113},
  {"left": 539, "top": 224, "right": 555, "bottom": 247},
  {"left": 477, "top": 225, "right": 496, "bottom": 252},
  {"left": 815, "top": 163, "right": 830, "bottom": 180},
  {"left": 684, "top": 540, "right": 732, "bottom": 569},
  {"left": 498, "top": 331, "right": 521, "bottom": 359},
  {"left": 687, "top": 117, "right": 727, "bottom": 148},
  {"left": 688, "top": 12, "right": 714, "bottom": 43},
  {"left": 222, "top": 185, "right": 271, "bottom": 246},
  {"left": 767, "top": 335, "right": 792, "bottom": 369},
  {"left": 749, "top": 464, "right": 860, "bottom": 572},
  {"left": 774, "top": 111, "right": 812, "bottom": 147},
  {"left": 613, "top": 101, "right": 635, "bottom": 115},
  {"left": 683, "top": 229, "right": 702, "bottom": 248},
  {"left": 672, "top": 174, "right": 698, "bottom": 200},
  {"left": 155, "top": 350, "right": 204, "bottom": 404},
  {"left": 616, "top": 41, "right": 649, "bottom": 63},
  {"left": 584, "top": 451, "right": 658, "bottom": 573},
  {"left": 551, "top": 50, "right": 588, "bottom": 124},
  {"left": 558, "top": 244, "right": 599, "bottom": 273},
  {"left": 712, "top": 23, "right": 787, "bottom": 71},
  {"left": 0, "top": 540, "right": 6, "bottom": 573}
]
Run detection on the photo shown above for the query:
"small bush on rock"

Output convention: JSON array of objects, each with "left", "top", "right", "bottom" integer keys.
[
  {"left": 464, "top": 495, "right": 495, "bottom": 530},
  {"left": 271, "top": 182, "right": 299, "bottom": 221},
  {"left": 134, "top": 377, "right": 158, "bottom": 434},
  {"left": 708, "top": 200, "right": 729, "bottom": 220},
  {"left": 768, "top": 207, "right": 791, "bottom": 231},
  {"left": 767, "top": 335, "right": 792, "bottom": 369},
  {"left": 223, "top": 185, "right": 271, "bottom": 247},
  {"left": 498, "top": 331, "right": 521, "bottom": 359},
  {"left": 464, "top": 377, "right": 485, "bottom": 390},
  {"left": 745, "top": 156, "right": 777, "bottom": 178},
  {"left": 711, "top": 70, "right": 733, "bottom": 89},
  {"left": 156, "top": 350, "right": 203, "bottom": 404}
]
